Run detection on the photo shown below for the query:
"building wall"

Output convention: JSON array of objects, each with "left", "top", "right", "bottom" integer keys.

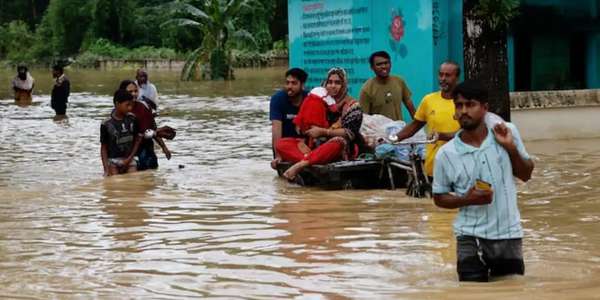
[
  {"left": 509, "top": 0, "right": 600, "bottom": 91},
  {"left": 288, "top": 0, "right": 462, "bottom": 120},
  {"left": 587, "top": 34, "right": 600, "bottom": 88},
  {"left": 512, "top": 106, "right": 600, "bottom": 141},
  {"left": 510, "top": 89, "right": 600, "bottom": 140},
  {"left": 288, "top": 0, "right": 599, "bottom": 102}
]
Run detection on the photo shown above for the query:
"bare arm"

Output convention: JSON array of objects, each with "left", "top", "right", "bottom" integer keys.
[
  {"left": 506, "top": 145, "right": 534, "bottom": 182},
  {"left": 493, "top": 123, "right": 534, "bottom": 182},
  {"left": 396, "top": 120, "right": 426, "bottom": 141},
  {"left": 154, "top": 135, "right": 171, "bottom": 160},
  {"left": 359, "top": 90, "right": 371, "bottom": 114},
  {"left": 433, "top": 188, "right": 493, "bottom": 209},
  {"left": 437, "top": 131, "right": 458, "bottom": 141},
  {"left": 101, "top": 143, "right": 109, "bottom": 176},
  {"left": 404, "top": 97, "right": 416, "bottom": 118},
  {"left": 271, "top": 120, "right": 283, "bottom": 155},
  {"left": 126, "top": 136, "right": 142, "bottom": 163},
  {"left": 307, "top": 105, "right": 362, "bottom": 141}
]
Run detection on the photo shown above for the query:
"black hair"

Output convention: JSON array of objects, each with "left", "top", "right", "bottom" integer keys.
[
  {"left": 442, "top": 60, "right": 461, "bottom": 77},
  {"left": 369, "top": 51, "right": 391, "bottom": 66},
  {"left": 52, "top": 65, "right": 63, "bottom": 73},
  {"left": 113, "top": 88, "right": 134, "bottom": 105},
  {"left": 453, "top": 80, "right": 488, "bottom": 103},
  {"left": 285, "top": 68, "right": 308, "bottom": 83},
  {"left": 119, "top": 79, "right": 136, "bottom": 90},
  {"left": 17, "top": 65, "right": 27, "bottom": 72}
]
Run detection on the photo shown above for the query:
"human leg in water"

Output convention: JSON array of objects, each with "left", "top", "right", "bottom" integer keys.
[{"left": 283, "top": 139, "right": 343, "bottom": 180}]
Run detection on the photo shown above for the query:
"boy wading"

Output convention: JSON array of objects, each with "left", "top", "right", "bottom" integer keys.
[
  {"left": 432, "top": 80, "right": 534, "bottom": 282},
  {"left": 100, "top": 89, "right": 142, "bottom": 176}
]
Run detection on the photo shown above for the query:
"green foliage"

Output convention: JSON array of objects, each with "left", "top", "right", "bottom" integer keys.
[
  {"left": 74, "top": 38, "right": 182, "bottom": 67},
  {"left": 0, "top": 0, "right": 49, "bottom": 29},
  {"left": 164, "top": 0, "right": 259, "bottom": 80},
  {"left": 0, "top": 25, "right": 8, "bottom": 59},
  {"left": 234, "top": 0, "right": 275, "bottom": 52},
  {"left": 91, "top": 0, "right": 135, "bottom": 44},
  {"left": 231, "top": 49, "right": 273, "bottom": 68},
  {"left": 209, "top": 48, "right": 229, "bottom": 79},
  {"left": 31, "top": 0, "right": 93, "bottom": 58},
  {"left": 84, "top": 38, "right": 128, "bottom": 58},
  {"left": 0, "top": 0, "right": 286, "bottom": 68},
  {"left": 474, "top": 0, "right": 520, "bottom": 31},
  {"left": 271, "top": 37, "right": 288, "bottom": 56},
  {"left": 0, "top": 20, "right": 36, "bottom": 64}
]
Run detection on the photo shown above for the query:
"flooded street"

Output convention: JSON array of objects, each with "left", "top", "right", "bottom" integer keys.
[{"left": 0, "top": 68, "right": 599, "bottom": 299}]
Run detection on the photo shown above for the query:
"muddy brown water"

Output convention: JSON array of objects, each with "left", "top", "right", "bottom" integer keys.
[{"left": 0, "top": 67, "right": 599, "bottom": 299}]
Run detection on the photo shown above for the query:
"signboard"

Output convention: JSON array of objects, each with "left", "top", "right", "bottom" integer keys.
[{"left": 289, "top": 0, "right": 462, "bottom": 120}]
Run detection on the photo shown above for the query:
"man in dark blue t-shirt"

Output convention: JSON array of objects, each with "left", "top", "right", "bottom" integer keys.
[{"left": 270, "top": 68, "right": 308, "bottom": 169}]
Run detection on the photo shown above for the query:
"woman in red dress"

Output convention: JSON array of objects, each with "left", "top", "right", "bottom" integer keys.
[{"left": 275, "top": 67, "right": 364, "bottom": 180}]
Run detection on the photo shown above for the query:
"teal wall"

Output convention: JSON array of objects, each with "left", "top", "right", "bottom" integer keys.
[
  {"left": 289, "top": 0, "right": 600, "bottom": 97},
  {"left": 508, "top": 35, "right": 515, "bottom": 91},
  {"left": 288, "top": 0, "right": 462, "bottom": 120}
]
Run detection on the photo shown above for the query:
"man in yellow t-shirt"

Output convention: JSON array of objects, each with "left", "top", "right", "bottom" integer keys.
[
  {"left": 359, "top": 51, "right": 416, "bottom": 121},
  {"left": 395, "top": 61, "right": 461, "bottom": 177}
]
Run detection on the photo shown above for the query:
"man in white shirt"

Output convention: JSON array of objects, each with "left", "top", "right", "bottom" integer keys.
[
  {"left": 135, "top": 68, "right": 159, "bottom": 114},
  {"left": 12, "top": 65, "right": 35, "bottom": 102}
]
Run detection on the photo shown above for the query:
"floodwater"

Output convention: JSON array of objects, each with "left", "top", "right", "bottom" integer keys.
[{"left": 0, "top": 67, "right": 599, "bottom": 299}]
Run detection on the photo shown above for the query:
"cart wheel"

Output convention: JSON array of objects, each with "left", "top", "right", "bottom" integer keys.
[
  {"left": 342, "top": 179, "right": 353, "bottom": 190},
  {"left": 406, "top": 156, "right": 432, "bottom": 198},
  {"left": 294, "top": 174, "right": 306, "bottom": 186}
]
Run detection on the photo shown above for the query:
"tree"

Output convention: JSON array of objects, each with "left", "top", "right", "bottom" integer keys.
[
  {"left": 91, "top": 0, "right": 135, "bottom": 44},
  {"left": 0, "top": 20, "right": 35, "bottom": 63},
  {"left": 0, "top": 0, "right": 49, "bottom": 28},
  {"left": 164, "top": 0, "right": 257, "bottom": 80},
  {"left": 235, "top": 0, "right": 275, "bottom": 52},
  {"left": 33, "top": 0, "right": 93, "bottom": 58},
  {"left": 463, "top": 0, "right": 519, "bottom": 121}
]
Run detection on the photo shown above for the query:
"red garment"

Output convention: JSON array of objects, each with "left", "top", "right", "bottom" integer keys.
[
  {"left": 275, "top": 137, "right": 344, "bottom": 165},
  {"left": 131, "top": 101, "right": 156, "bottom": 133},
  {"left": 293, "top": 94, "right": 329, "bottom": 133}
]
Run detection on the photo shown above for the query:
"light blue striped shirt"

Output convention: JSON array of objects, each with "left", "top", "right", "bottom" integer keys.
[{"left": 432, "top": 123, "right": 530, "bottom": 240}]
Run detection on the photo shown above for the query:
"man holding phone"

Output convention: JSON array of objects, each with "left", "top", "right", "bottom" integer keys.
[{"left": 432, "top": 80, "right": 534, "bottom": 282}]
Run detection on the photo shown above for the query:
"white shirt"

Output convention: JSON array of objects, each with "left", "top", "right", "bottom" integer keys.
[
  {"left": 12, "top": 72, "right": 35, "bottom": 90},
  {"left": 136, "top": 80, "right": 158, "bottom": 109}
]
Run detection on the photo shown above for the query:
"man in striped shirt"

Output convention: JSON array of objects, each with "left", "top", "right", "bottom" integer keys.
[{"left": 432, "top": 80, "right": 534, "bottom": 282}]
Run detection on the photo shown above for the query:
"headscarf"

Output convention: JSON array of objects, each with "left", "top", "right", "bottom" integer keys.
[{"left": 322, "top": 67, "right": 348, "bottom": 102}]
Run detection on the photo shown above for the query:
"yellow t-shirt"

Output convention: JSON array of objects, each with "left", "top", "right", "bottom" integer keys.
[
  {"left": 414, "top": 91, "right": 460, "bottom": 176},
  {"left": 359, "top": 76, "right": 411, "bottom": 121}
]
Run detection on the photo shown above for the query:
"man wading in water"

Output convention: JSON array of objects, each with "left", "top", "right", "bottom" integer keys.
[
  {"left": 432, "top": 80, "right": 534, "bottom": 282},
  {"left": 12, "top": 65, "right": 35, "bottom": 103},
  {"left": 51, "top": 65, "right": 70, "bottom": 119}
]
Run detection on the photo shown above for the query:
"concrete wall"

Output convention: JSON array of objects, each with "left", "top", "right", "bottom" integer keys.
[
  {"left": 512, "top": 106, "right": 600, "bottom": 141},
  {"left": 510, "top": 89, "right": 600, "bottom": 141},
  {"left": 97, "top": 57, "right": 290, "bottom": 70},
  {"left": 97, "top": 60, "right": 186, "bottom": 70},
  {"left": 510, "top": 89, "right": 600, "bottom": 109}
]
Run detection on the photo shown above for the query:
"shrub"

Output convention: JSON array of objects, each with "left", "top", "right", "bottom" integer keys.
[{"left": 74, "top": 38, "right": 184, "bottom": 67}]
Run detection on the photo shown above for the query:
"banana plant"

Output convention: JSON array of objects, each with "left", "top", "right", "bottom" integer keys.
[{"left": 163, "top": 0, "right": 257, "bottom": 80}]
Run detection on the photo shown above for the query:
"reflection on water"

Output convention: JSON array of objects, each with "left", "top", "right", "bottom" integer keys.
[{"left": 0, "top": 68, "right": 599, "bottom": 298}]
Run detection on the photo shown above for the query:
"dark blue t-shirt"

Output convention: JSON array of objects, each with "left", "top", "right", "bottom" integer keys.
[{"left": 269, "top": 89, "right": 307, "bottom": 138}]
